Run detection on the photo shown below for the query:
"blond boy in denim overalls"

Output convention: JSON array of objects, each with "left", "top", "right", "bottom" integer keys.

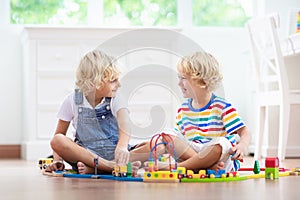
[{"left": 46, "top": 49, "right": 149, "bottom": 174}]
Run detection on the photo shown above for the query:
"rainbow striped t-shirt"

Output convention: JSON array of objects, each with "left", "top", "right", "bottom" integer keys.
[{"left": 174, "top": 94, "right": 245, "bottom": 146}]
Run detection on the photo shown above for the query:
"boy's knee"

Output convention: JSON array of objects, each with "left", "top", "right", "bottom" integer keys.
[
  {"left": 213, "top": 144, "right": 222, "bottom": 155},
  {"left": 50, "top": 134, "right": 65, "bottom": 151}
]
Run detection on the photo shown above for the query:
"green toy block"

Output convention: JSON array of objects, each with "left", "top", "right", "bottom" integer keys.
[
  {"left": 253, "top": 160, "right": 260, "bottom": 174},
  {"left": 265, "top": 167, "right": 279, "bottom": 179},
  {"left": 127, "top": 162, "right": 132, "bottom": 177}
]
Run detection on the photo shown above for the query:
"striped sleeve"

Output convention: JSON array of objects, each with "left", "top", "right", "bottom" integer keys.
[
  {"left": 174, "top": 107, "right": 183, "bottom": 135},
  {"left": 222, "top": 103, "right": 245, "bottom": 135}
]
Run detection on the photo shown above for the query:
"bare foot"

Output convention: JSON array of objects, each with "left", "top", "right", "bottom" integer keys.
[
  {"left": 77, "top": 162, "right": 94, "bottom": 174},
  {"left": 210, "top": 161, "right": 224, "bottom": 171},
  {"left": 131, "top": 161, "right": 142, "bottom": 174}
]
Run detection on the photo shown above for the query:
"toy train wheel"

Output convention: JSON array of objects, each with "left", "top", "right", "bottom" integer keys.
[
  {"left": 178, "top": 174, "right": 184, "bottom": 179},
  {"left": 200, "top": 174, "right": 206, "bottom": 179},
  {"left": 118, "top": 172, "right": 127, "bottom": 177}
]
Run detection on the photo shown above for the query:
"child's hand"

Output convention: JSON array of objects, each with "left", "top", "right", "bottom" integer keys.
[
  {"left": 230, "top": 147, "right": 244, "bottom": 162},
  {"left": 45, "top": 161, "right": 65, "bottom": 172},
  {"left": 115, "top": 147, "right": 129, "bottom": 165}
]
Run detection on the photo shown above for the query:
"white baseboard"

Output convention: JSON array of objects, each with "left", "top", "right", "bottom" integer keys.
[{"left": 285, "top": 146, "right": 300, "bottom": 158}]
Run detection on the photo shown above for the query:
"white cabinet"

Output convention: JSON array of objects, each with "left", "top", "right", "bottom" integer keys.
[{"left": 21, "top": 27, "right": 184, "bottom": 160}]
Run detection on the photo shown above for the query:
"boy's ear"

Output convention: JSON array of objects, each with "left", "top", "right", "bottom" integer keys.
[{"left": 198, "top": 80, "right": 207, "bottom": 88}]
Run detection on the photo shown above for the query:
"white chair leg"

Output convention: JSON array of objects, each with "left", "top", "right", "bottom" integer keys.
[
  {"left": 254, "top": 106, "right": 266, "bottom": 160},
  {"left": 278, "top": 102, "right": 290, "bottom": 161},
  {"left": 263, "top": 106, "right": 269, "bottom": 158}
]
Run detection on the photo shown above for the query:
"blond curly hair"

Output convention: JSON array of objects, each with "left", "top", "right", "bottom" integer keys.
[
  {"left": 75, "top": 49, "right": 120, "bottom": 95},
  {"left": 177, "top": 51, "right": 223, "bottom": 92}
]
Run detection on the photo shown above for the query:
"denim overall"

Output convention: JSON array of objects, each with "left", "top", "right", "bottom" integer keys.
[{"left": 74, "top": 89, "right": 119, "bottom": 161}]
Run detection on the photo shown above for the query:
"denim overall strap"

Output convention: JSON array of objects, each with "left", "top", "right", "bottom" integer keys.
[{"left": 74, "top": 90, "right": 119, "bottom": 161}]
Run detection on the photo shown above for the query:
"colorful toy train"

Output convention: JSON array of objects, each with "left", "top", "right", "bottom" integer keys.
[
  {"left": 112, "top": 163, "right": 133, "bottom": 177},
  {"left": 111, "top": 162, "right": 242, "bottom": 183},
  {"left": 143, "top": 166, "right": 240, "bottom": 182}
]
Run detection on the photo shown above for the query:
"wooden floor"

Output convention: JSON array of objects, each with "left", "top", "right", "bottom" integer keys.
[{"left": 1, "top": 156, "right": 300, "bottom": 200}]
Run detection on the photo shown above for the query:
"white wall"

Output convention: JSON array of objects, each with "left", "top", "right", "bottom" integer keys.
[{"left": 0, "top": 26, "right": 23, "bottom": 144}]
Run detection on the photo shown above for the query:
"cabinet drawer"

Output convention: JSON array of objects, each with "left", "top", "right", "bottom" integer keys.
[
  {"left": 37, "top": 41, "right": 80, "bottom": 70},
  {"left": 37, "top": 71, "right": 74, "bottom": 104}
]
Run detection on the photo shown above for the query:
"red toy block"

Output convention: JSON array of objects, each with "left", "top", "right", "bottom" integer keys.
[{"left": 265, "top": 157, "right": 279, "bottom": 168}]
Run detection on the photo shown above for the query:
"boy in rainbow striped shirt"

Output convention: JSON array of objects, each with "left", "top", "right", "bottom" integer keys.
[{"left": 156, "top": 51, "right": 251, "bottom": 172}]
